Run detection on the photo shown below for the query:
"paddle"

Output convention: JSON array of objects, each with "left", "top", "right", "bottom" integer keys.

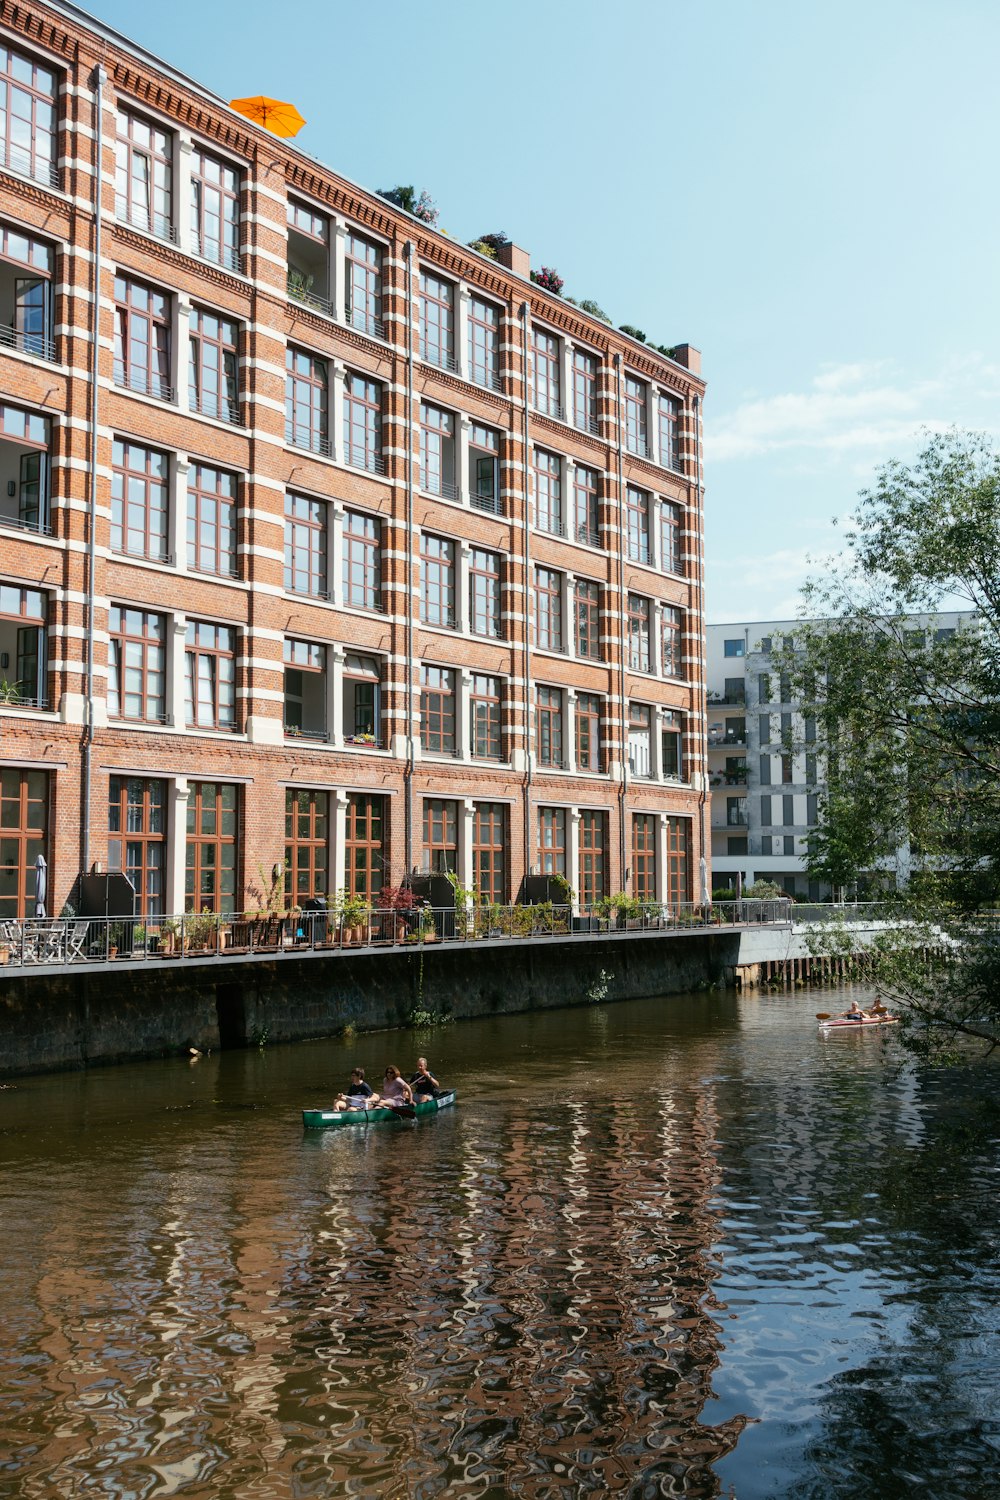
[{"left": 816, "top": 1013, "right": 832, "bottom": 1020}]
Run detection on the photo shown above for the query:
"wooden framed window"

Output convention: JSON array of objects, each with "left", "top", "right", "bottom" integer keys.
[
  {"left": 420, "top": 665, "right": 456, "bottom": 754},
  {"left": 628, "top": 702, "right": 652, "bottom": 777},
  {"left": 189, "top": 307, "right": 239, "bottom": 422},
  {"left": 284, "top": 492, "right": 328, "bottom": 598},
  {"left": 662, "top": 709, "right": 684, "bottom": 780},
  {"left": 108, "top": 775, "right": 165, "bottom": 917},
  {"left": 627, "top": 485, "right": 650, "bottom": 563},
  {"left": 469, "top": 423, "right": 500, "bottom": 514},
  {"left": 537, "top": 806, "right": 566, "bottom": 876},
  {"left": 470, "top": 548, "right": 501, "bottom": 638},
  {"left": 343, "top": 509, "right": 380, "bottom": 609},
  {"left": 625, "top": 375, "right": 648, "bottom": 455},
  {"left": 532, "top": 328, "right": 561, "bottom": 417},
  {"left": 114, "top": 274, "right": 171, "bottom": 399},
  {"left": 344, "top": 653, "right": 381, "bottom": 744},
  {"left": 660, "top": 501, "right": 681, "bottom": 575},
  {"left": 0, "top": 223, "right": 54, "bottom": 362},
  {"left": 0, "top": 45, "right": 56, "bottom": 187},
  {"left": 423, "top": 797, "right": 458, "bottom": 874},
  {"left": 0, "top": 767, "right": 47, "bottom": 919},
  {"left": 574, "top": 465, "right": 599, "bottom": 547},
  {"left": 185, "top": 781, "right": 238, "bottom": 914},
  {"left": 285, "top": 346, "right": 329, "bottom": 455},
  {"left": 472, "top": 802, "right": 506, "bottom": 904},
  {"left": 184, "top": 620, "right": 236, "bottom": 731},
  {"left": 419, "top": 403, "right": 456, "bottom": 498},
  {"left": 108, "top": 606, "right": 165, "bottom": 722},
  {"left": 534, "top": 567, "right": 563, "bottom": 652},
  {"left": 575, "top": 579, "right": 601, "bottom": 660},
  {"left": 536, "top": 685, "right": 563, "bottom": 767},
  {"left": 190, "top": 147, "right": 240, "bottom": 269},
  {"left": 661, "top": 605, "right": 683, "bottom": 678},
  {"left": 470, "top": 674, "right": 502, "bottom": 760},
  {"left": 665, "top": 815, "right": 691, "bottom": 907},
  {"left": 578, "top": 809, "right": 607, "bottom": 907},
  {"left": 572, "top": 348, "right": 598, "bottom": 433},
  {"left": 533, "top": 449, "right": 563, "bottom": 535},
  {"left": 187, "top": 464, "right": 237, "bottom": 578},
  {"left": 285, "top": 787, "right": 329, "bottom": 906},
  {"left": 283, "top": 638, "right": 327, "bottom": 740},
  {"left": 343, "top": 371, "right": 383, "bottom": 472},
  {"left": 658, "top": 394, "right": 681, "bottom": 470},
  {"left": 419, "top": 270, "right": 454, "bottom": 370},
  {"left": 345, "top": 231, "right": 382, "bottom": 337},
  {"left": 111, "top": 440, "right": 168, "bottom": 562},
  {"left": 632, "top": 812, "right": 656, "bottom": 901},
  {"left": 115, "top": 109, "right": 172, "bottom": 239},
  {"left": 576, "top": 691, "right": 603, "bottom": 773},
  {"left": 468, "top": 296, "right": 500, "bottom": 389},
  {"left": 628, "top": 593, "right": 650, "bottom": 672},
  {"left": 344, "top": 792, "right": 385, "bottom": 902},
  {"left": 0, "top": 582, "right": 46, "bottom": 705},
  {"left": 420, "top": 534, "right": 455, "bottom": 627}
]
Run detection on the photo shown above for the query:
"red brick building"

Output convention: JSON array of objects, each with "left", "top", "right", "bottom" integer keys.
[{"left": 0, "top": 0, "right": 708, "bottom": 922}]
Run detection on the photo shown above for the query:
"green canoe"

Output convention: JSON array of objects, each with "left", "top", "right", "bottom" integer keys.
[{"left": 302, "top": 1090, "right": 457, "bottom": 1130}]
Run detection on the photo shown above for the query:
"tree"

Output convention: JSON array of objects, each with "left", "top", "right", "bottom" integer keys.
[
  {"left": 788, "top": 431, "right": 1000, "bottom": 1056},
  {"left": 377, "top": 185, "right": 438, "bottom": 226}
]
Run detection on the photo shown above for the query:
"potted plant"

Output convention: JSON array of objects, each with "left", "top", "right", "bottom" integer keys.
[
  {"left": 339, "top": 892, "right": 370, "bottom": 945},
  {"left": 160, "top": 916, "right": 181, "bottom": 955},
  {"left": 609, "top": 892, "right": 642, "bottom": 929},
  {"left": 378, "top": 883, "right": 417, "bottom": 941},
  {"left": 184, "top": 910, "right": 217, "bottom": 952},
  {"left": 418, "top": 907, "right": 437, "bottom": 943}
]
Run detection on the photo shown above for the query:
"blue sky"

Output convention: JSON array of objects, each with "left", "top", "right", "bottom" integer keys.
[{"left": 82, "top": 0, "right": 1000, "bottom": 623}]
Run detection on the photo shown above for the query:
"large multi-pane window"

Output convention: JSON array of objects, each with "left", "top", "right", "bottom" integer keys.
[
  {"left": 469, "top": 424, "right": 500, "bottom": 513},
  {"left": 419, "top": 403, "right": 456, "bottom": 498},
  {"left": 536, "top": 685, "right": 564, "bottom": 767},
  {"left": 111, "top": 440, "right": 168, "bottom": 562},
  {"left": 628, "top": 593, "right": 650, "bottom": 672},
  {"left": 661, "top": 605, "right": 683, "bottom": 678},
  {"left": 108, "top": 606, "right": 165, "bottom": 723},
  {"left": 284, "top": 492, "right": 328, "bottom": 597},
  {"left": 185, "top": 781, "right": 238, "bottom": 914},
  {"left": 665, "top": 816, "right": 691, "bottom": 907},
  {"left": 190, "top": 147, "right": 240, "bottom": 269},
  {"left": 468, "top": 296, "right": 500, "bottom": 388},
  {"left": 344, "top": 793, "right": 385, "bottom": 902},
  {"left": 575, "top": 579, "right": 601, "bottom": 660},
  {"left": 572, "top": 348, "right": 598, "bottom": 432},
  {"left": 423, "top": 798, "right": 458, "bottom": 874},
  {"left": 287, "top": 199, "right": 331, "bottom": 312},
  {"left": 662, "top": 709, "right": 684, "bottom": 779},
  {"left": 632, "top": 813, "right": 657, "bottom": 901},
  {"left": 470, "top": 674, "right": 502, "bottom": 760},
  {"left": 108, "top": 776, "right": 165, "bottom": 917},
  {"left": 343, "top": 653, "right": 380, "bottom": 743},
  {"left": 658, "top": 394, "right": 681, "bottom": 470},
  {"left": 0, "top": 767, "right": 47, "bottom": 919},
  {"left": 660, "top": 501, "right": 681, "bottom": 575},
  {"left": 576, "top": 691, "right": 603, "bottom": 773},
  {"left": 284, "top": 638, "right": 327, "bottom": 740},
  {"left": 189, "top": 307, "right": 239, "bottom": 422},
  {"left": 627, "top": 486, "right": 650, "bottom": 563},
  {"left": 472, "top": 802, "right": 506, "bottom": 904},
  {"left": 345, "top": 231, "right": 382, "bottom": 336},
  {"left": 187, "top": 464, "right": 237, "bottom": 578},
  {"left": 419, "top": 270, "right": 454, "bottom": 369},
  {"left": 185, "top": 620, "right": 236, "bottom": 731},
  {"left": 0, "top": 45, "right": 56, "bottom": 187},
  {"left": 533, "top": 449, "right": 563, "bottom": 536},
  {"left": 534, "top": 567, "right": 563, "bottom": 652},
  {"left": 537, "top": 807, "right": 566, "bottom": 876},
  {"left": 532, "top": 328, "right": 561, "bottom": 417},
  {"left": 0, "top": 222, "right": 54, "bottom": 362},
  {"left": 343, "top": 372, "right": 382, "bottom": 472},
  {"left": 285, "top": 787, "right": 329, "bottom": 906},
  {"left": 420, "top": 534, "right": 455, "bottom": 627},
  {"left": 115, "top": 109, "right": 172, "bottom": 239},
  {"left": 343, "top": 509, "right": 380, "bottom": 609},
  {"left": 578, "top": 810, "right": 607, "bottom": 907},
  {"left": 420, "top": 665, "right": 456, "bottom": 753},
  {"left": 574, "top": 465, "right": 599, "bottom": 547},
  {"left": 470, "top": 548, "right": 501, "bottom": 638},
  {"left": 114, "top": 275, "right": 171, "bottom": 399},
  {"left": 0, "top": 583, "right": 46, "bottom": 705},
  {"left": 285, "top": 347, "right": 328, "bottom": 455},
  {"left": 625, "top": 375, "right": 648, "bottom": 455},
  {"left": 628, "top": 702, "right": 652, "bottom": 777}
]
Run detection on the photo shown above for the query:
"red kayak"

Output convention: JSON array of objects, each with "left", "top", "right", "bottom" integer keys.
[{"left": 819, "top": 1015, "right": 899, "bottom": 1031}]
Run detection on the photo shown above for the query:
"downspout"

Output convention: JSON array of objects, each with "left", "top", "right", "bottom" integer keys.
[
  {"left": 404, "top": 239, "right": 415, "bottom": 877},
  {"left": 614, "top": 353, "right": 627, "bottom": 889},
  {"left": 693, "top": 392, "right": 709, "bottom": 905},
  {"left": 82, "top": 64, "right": 106, "bottom": 878},
  {"left": 520, "top": 300, "right": 532, "bottom": 889}
]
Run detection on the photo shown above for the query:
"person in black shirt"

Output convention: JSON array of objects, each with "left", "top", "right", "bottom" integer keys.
[
  {"left": 409, "top": 1057, "right": 441, "bottom": 1099},
  {"left": 334, "top": 1067, "right": 377, "bottom": 1110}
]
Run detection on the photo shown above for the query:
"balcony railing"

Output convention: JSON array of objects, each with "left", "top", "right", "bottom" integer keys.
[
  {"left": 575, "top": 523, "right": 601, "bottom": 548},
  {"left": 285, "top": 580, "right": 332, "bottom": 603},
  {"left": 420, "top": 342, "right": 457, "bottom": 373},
  {"left": 286, "top": 424, "right": 331, "bottom": 458},
  {"left": 0, "top": 138, "right": 59, "bottom": 190},
  {"left": 420, "top": 611, "right": 457, "bottom": 630},
  {"left": 284, "top": 723, "right": 329, "bottom": 742},
  {"left": 421, "top": 476, "right": 460, "bottom": 502},
  {"left": 471, "top": 491, "right": 503, "bottom": 516},
  {"left": 344, "top": 444, "right": 385, "bottom": 476},
  {"left": 573, "top": 410, "right": 600, "bottom": 436},
  {"left": 190, "top": 234, "right": 242, "bottom": 273},
  {"left": 469, "top": 363, "right": 502, "bottom": 392},
  {"left": 343, "top": 590, "right": 384, "bottom": 612},
  {"left": 190, "top": 389, "right": 241, "bottom": 424},
  {"left": 344, "top": 732, "right": 382, "bottom": 748},
  {"left": 0, "top": 322, "right": 56, "bottom": 362},
  {"left": 533, "top": 393, "right": 566, "bottom": 421},
  {"left": 112, "top": 544, "right": 175, "bottom": 567},
  {"left": 113, "top": 366, "right": 176, "bottom": 403},
  {"left": 288, "top": 278, "right": 334, "bottom": 318},
  {"left": 628, "top": 542, "right": 651, "bottom": 565},
  {"left": 346, "top": 305, "right": 386, "bottom": 341},
  {"left": 0, "top": 512, "right": 51, "bottom": 537},
  {"left": 537, "top": 514, "right": 568, "bottom": 539},
  {"left": 626, "top": 435, "right": 649, "bottom": 458},
  {"left": 0, "top": 693, "right": 48, "bottom": 710},
  {"left": 116, "top": 204, "right": 177, "bottom": 243}
]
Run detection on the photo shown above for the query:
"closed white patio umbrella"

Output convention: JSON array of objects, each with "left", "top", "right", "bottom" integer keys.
[{"left": 34, "top": 853, "right": 47, "bottom": 919}]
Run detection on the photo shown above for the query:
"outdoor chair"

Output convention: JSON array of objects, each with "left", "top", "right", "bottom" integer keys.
[{"left": 64, "top": 921, "right": 91, "bottom": 961}]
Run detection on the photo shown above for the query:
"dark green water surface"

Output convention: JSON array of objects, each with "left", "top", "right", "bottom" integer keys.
[{"left": 1, "top": 985, "right": 999, "bottom": 1498}]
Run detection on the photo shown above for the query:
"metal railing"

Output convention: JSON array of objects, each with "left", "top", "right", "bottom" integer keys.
[
  {"left": 0, "top": 322, "right": 56, "bottom": 361},
  {"left": 344, "top": 444, "right": 386, "bottom": 476},
  {"left": 0, "top": 512, "right": 52, "bottom": 536},
  {"left": 190, "top": 389, "right": 241, "bottom": 424},
  {"left": 288, "top": 279, "right": 334, "bottom": 318},
  {"left": 469, "top": 363, "right": 502, "bottom": 392},
  {"left": 190, "top": 235, "right": 242, "bottom": 273},
  {"left": 113, "top": 366, "right": 176, "bottom": 403},
  {"left": 0, "top": 138, "right": 59, "bottom": 190},
  {"left": 471, "top": 491, "right": 503, "bottom": 516},
  {"left": 116, "top": 204, "right": 177, "bottom": 243},
  {"left": 285, "top": 424, "right": 331, "bottom": 458},
  {"left": 346, "top": 306, "right": 386, "bottom": 341}
]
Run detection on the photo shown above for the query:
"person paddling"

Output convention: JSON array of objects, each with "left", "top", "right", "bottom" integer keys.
[
  {"left": 382, "top": 1065, "right": 415, "bottom": 1116},
  {"left": 841, "top": 999, "right": 869, "bottom": 1022},
  {"left": 409, "top": 1056, "right": 441, "bottom": 1099}
]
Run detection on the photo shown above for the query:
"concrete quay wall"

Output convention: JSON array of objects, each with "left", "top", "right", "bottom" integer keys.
[{"left": 0, "top": 929, "right": 743, "bottom": 1079}]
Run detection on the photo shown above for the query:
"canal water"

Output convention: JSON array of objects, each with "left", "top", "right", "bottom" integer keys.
[{"left": 1, "top": 986, "right": 998, "bottom": 1499}]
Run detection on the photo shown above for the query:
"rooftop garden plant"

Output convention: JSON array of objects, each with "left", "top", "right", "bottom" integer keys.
[{"left": 377, "top": 185, "right": 438, "bottom": 226}]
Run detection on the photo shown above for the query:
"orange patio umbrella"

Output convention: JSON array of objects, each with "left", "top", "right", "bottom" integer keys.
[{"left": 229, "top": 95, "right": 305, "bottom": 138}]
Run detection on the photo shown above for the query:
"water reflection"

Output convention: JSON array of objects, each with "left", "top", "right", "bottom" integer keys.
[{"left": 1, "top": 988, "right": 998, "bottom": 1497}]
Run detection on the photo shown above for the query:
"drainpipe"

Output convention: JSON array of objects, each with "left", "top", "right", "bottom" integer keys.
[
  {"left": 614, "top": 353, "right": 627, "bottom": 889},
  {"left": 81, "top": 64, "right": 106, "bottom": 878},
  {"left": 520, "top": 300, "right": 532, "bottom": 891},
  {"left": 404, "top": 240, "right": 415, "bottom": 877},
  {"left": 693, "top": 393, "right": 709, "bottom": 905}
]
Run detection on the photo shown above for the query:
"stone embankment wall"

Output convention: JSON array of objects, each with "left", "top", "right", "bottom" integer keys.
[{"left": 0, "top": 931, "right": 740, "bottom": 1079}]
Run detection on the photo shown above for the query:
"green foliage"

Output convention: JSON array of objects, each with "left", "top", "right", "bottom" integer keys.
[
  {"left": 409, "top": 1007, "right": 453, "bottom": 1028},
  {"left": 377, "top": 185, "right": 438, "bottom": 225},
  {"left": 468, "top": 231, "right": 508, "bottom": 259},
  {"left": 0, "top": 678, "right": 21, "bottom": 703},
  {"left": 618, "top": 322, "right": 646, "bottom": 342},
  {"left": 579, "top": 298, "right": 612, "bottom": 324},
  {"left": 746, "top": 879, "right": 787, "bottom": 899}
]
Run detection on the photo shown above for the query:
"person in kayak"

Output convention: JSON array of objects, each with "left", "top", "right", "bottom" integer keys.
[
  {"left": 841, "top": 999, "right": 869, "bottom": 1021},
  {"left": 410, "top": 1057, "right": 441, "bottom": 1099},
  {"left": 333, "top": 1068, "right": 378, "bottom": 1111},
  {"left": 382, "top": 1065, "right": 415, "bottom": 1113}
]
